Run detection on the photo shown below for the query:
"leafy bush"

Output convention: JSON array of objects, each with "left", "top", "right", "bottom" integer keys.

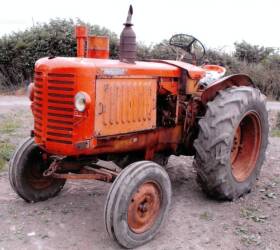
[
  {"left": 205, "top": 48, "right": 280, "bottom": 100},
  {"left": 0, "top": 19, "right": 119, "bottom": 91},
  {"left": 0, "top": 19, "right": 279, "bottom": 100},
  {"left": 234, "top": 41, "right": 274, "bottom": 63}
]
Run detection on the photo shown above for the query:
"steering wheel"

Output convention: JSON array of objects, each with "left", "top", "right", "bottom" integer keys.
[{"left": 169, "top": 34, "right": 206, "bottom": 63}]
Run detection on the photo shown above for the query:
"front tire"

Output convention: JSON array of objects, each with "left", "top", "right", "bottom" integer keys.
[
  {"left": 104, "top": 161, "right": 171, "bottom": 248},
  {"left": 194, "top": 86, "right": 268, "bottom": 200},
  {"left": 9, "top": 137, "right": 66, "bottom": 202}
]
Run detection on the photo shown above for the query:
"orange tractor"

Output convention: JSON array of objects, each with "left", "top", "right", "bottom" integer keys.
[{"left": 9, "top": 5, "right": 268, "bottom": 248}]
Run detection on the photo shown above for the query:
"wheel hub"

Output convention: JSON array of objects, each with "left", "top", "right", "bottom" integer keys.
[
  {"left": 231, "top": 126, "right": 241, "bottom": 163},
  {"left": 25, "top": 152, "right": 55, "bottom": 190},
  {"left": 27, "top": 163, "right": 54, "bottom": 190},
  {"left": 127, "top": 182, "right": 161, "bottom": 234},
  {"left": 230, "top": 111, "right": 262, "bottom": 182}
]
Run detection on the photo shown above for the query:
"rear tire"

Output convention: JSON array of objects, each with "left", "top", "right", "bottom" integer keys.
[
  {"left": 9, "top": 137, "right": 66, "bottom": 202},
  {"left": 104, "top": 161, "right": 171, "bottom": 248},
  {"left": 194, "top": 86, "right": 268, "bottom": 200}
]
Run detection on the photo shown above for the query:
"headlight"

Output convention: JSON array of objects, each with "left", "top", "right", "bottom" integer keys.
[
  {"left": 74, "top": 92, "right": 90, "bottom": 112},
  {"left": 28, "top": 82, "right": 34, "bottom": 101}
]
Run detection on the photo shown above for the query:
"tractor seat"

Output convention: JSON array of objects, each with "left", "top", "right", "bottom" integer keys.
[{"left": 199, "top": 64, "right": 226, "bottom": 86}]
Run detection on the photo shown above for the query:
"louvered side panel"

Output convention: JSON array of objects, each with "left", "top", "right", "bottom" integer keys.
[{"left": 95, "top": 78, "right": 157, "bottom": 137}]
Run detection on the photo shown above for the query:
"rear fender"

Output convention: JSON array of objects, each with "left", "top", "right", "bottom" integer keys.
[{"left": 201, "top": 74, "right": 255, "bottom": 104}]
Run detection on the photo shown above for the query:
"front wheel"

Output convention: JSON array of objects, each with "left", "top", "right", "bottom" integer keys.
[
  {"left": 194, "top": 86, "right": 268, "bottom": 200},
  {"left": 104, "top": 161, "right": 171, "bottom": 248},
  {"left": 9, "top": 137, "right": 66, "bottom": 202}
]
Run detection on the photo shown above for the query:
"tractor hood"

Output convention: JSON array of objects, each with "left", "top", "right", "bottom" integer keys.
[{"left": 35, "top": 57, "right": 181, "bottom": 79}]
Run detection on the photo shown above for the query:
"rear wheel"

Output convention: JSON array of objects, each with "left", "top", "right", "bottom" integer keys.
[
  {"left": 104, "top": 161, "right": 171, "bottom": 248},
  {"left": 9, "top": 137, "right": 66, "bottom": 202},
  {"left": 194, "top": 86, "right": 268, "bottom": 200}
]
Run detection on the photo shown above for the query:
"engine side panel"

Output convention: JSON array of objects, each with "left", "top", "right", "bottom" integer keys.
[{"left": 94, "top": 77, "right": 157, "bottom": 137}]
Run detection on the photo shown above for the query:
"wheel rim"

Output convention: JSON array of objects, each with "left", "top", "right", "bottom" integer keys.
[
  {"left": 127, "top": 181, "right": 161, "bottom": 234},
  {"left": 25, "top": 151, "right": 55, "bottom": 190},
  {"left": 231, "top": 111, "right": 262, "bottom": 182}
]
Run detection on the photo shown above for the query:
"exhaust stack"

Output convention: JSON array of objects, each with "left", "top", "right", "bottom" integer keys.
[
  {"left": 75, "top": 26, "right": 88, "bottom": 57},
  {"left": 119, "top": 5, "right": 136, "bottom": 64}
]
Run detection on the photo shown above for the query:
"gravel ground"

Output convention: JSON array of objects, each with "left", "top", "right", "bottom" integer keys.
[{"left": 0, "top": 99, "right": 279, "bottom": 250}]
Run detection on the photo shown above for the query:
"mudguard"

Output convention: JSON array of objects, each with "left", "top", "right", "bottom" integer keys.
[{"left": 201, "top": 74, "right": 255, "bottom": 104}]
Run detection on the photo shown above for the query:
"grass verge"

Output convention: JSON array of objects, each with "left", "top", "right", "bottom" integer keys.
[
  {"left": 0, "top": 115, "right": 20, "bottom": 134},
  {"left": 0, "top": 140, "right": 15, "bottom": 171},
  {"left": 271, "top": 129, "right": 280, "bottom": 137}
]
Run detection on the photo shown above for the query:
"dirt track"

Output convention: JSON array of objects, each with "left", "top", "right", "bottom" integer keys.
[{"left": 0, "top": 100, "right": 279, "bottom": 250}]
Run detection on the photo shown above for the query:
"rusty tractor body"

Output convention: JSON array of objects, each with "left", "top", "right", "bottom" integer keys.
[{"left": 10, "top": 5, "right": 268, "bottom": 248}]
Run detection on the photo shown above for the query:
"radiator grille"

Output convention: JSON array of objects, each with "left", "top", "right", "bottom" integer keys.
[
  {"left": 33, "top": 72, "right": 44, "bottom": 140},
  {"left": 46, "top": 73, "right": 75, "bottom": 144},
  {"left": 33, "top": 72, "right": 75, "bottom": 145}
]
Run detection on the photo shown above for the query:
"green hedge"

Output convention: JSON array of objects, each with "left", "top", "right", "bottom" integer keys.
[
  {"left": 0, "top": 19, "right": 119, "bottom": 91},
  {"left": 0, "top": 19, "right": 279, "bottom": 99}
]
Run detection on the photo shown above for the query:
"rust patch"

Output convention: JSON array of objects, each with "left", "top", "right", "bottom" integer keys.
[{"left": 127, "top": 181, "right": 161, "bottom": 233}]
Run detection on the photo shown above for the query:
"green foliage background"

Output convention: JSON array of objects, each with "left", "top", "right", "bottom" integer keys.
[
  {"left": 0, "top": 19, "right": 118, "bottom": 91},
  {"left": 0, "top": 19, "right": 279, "bottom": 99}
]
